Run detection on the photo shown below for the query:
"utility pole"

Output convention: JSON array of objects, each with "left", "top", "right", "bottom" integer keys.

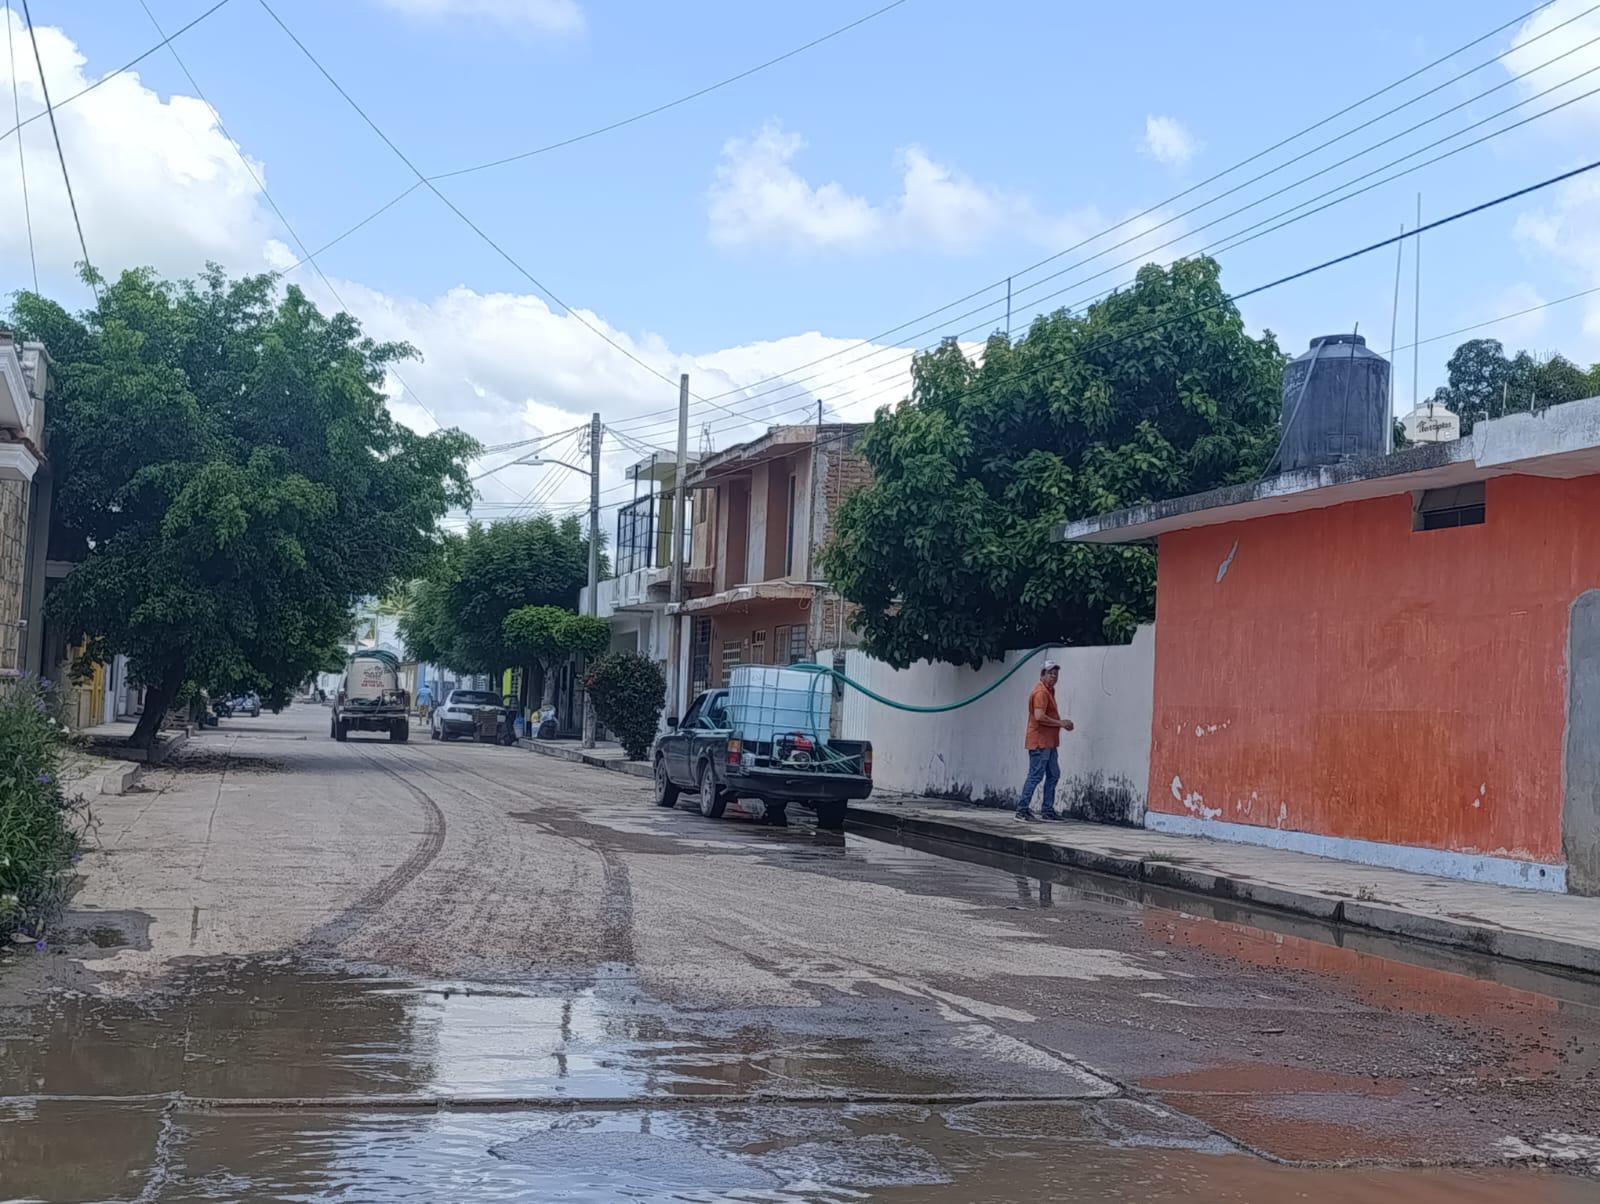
[
  {"left": 581, "top": 410, "right": 601, "bottom": 748},
  {"left": 1412, "top": 193, "right": 1422, "bottom": 410},
  {"left": 666, "top": 374, "right": 690, "bottom": 720}
]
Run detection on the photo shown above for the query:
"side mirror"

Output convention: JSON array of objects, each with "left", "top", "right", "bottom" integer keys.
[{"left": 666, "top": 716, "right": 679, "bottom": 729}]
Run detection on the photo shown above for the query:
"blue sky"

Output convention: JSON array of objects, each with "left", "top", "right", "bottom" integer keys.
[{"left": 6, "top": 0, "right": 1600, "bottom": 521}]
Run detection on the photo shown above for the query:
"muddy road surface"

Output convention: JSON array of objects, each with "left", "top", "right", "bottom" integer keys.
[{"left": 2, "top": 705, "right": 1598, "bottom": 1201}]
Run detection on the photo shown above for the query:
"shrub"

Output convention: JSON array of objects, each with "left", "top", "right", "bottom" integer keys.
[
  {"left": 0, "top": 678, "right": 90, "bottom": 948},
  {"left": 586, "top": 652, "right": 666, "bottom": 760}
]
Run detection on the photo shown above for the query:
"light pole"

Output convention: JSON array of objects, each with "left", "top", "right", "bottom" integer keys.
[{"left": 493, "top": 413, "right": 603, "bottom": 747}]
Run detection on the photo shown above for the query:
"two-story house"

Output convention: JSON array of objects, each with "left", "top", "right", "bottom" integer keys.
[
  {"left": 672, "top": 423, "right": 870, "bottom": 702},
  {"left": 581, "top": 450, "right": 697, "bottom": 666},
  {"left": 0, "top": 332, "right": 51, "bottom": 687}
]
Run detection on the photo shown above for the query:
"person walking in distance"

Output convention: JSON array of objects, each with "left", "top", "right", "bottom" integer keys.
[{"left": 1015, "top": 660, "right": 1073, "bottom": 821}]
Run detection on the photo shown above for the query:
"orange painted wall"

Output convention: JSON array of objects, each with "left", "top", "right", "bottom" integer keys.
[{"left": 1148, "top": 473, "right": 1600, "bottom": 863}]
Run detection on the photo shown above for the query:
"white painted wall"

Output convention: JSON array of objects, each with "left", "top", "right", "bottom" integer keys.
[{"left": 820, "top": 625, "right": 1155, "bottom": 822}]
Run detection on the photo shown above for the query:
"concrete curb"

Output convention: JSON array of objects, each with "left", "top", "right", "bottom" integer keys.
[
  {"left": 97, "top": 761, "right": 139, "bottom": 796},
  {"left": 86, "top": 730, "right": 188, "bottom": 765},
  {"left": 848, "top": 805, "right": 1600, "bottom": 976},
  {"left": 520, "top": 738, "right": 652, "bottom": 780}
]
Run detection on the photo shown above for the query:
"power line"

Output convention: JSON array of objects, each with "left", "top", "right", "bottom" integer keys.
[
  {"left": 607, "top": 0, "right": 1575, "bottom": 436},
  {"left": 641, "top": 53, "right": 1600, "bottom": 446},
  {"left": 0, "top": 0, "right": 234, "bottom": 142},
  {"left": 129, "top": 0, "right": 455, "bottom": 432},
  {"left": 277, "top": 1, "right": 909, "bottom": 276},
  {"left": 432, "top": 0, "right": 909, "bottom": 181},
  {"left": 5, "top": 1, "right": 36, "bottom": 291},
  {"left": 611, "top": 6, "right": 1600, "bottom": 438},
  {"left": 1382, "top": 283, "right": 1600, "bottom": 356},
  {"left": 19, "top": 0, "right": 94, "bottom": 298}
]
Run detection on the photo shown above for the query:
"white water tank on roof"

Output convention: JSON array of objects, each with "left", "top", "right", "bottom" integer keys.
[{"left": 726, "top": 665, "right": 831, "bottom": 744}]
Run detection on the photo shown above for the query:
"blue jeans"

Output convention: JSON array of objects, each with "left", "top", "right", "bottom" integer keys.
[{"left": 1017, "top": 747, "right": 1060, "bottom": 815}]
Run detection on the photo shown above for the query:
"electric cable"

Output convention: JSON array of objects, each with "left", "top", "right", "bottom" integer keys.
[
  {"left": 5, "top": 0, "right": 37, "bottom": 291},
  {"left": 20, "top": 0, "right": 94, "bottom": 297},
  {"left": 0, "top": 0, "right": 234, "bottom": 142}
]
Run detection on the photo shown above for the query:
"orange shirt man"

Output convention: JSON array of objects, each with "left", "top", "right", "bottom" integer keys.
[{"left": 1016, "top": 660, "right": 1073, "bottom": 821}]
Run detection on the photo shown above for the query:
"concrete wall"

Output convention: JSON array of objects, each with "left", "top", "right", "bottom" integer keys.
[
  {"left": 823, "top": 626, "right": 1155, "bottom": 823},
  {"left": 1148, "top": 474, "right": 1600, "bottom": 891}
]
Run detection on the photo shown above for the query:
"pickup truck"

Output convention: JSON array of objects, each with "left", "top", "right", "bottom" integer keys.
[{"left": 651, "top": 688, "right": 873, "bottom": 830}]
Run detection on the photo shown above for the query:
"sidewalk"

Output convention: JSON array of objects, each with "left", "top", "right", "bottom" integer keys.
[
  {"left": 519, "top": 735, "right": 651, "bottom": 779},
  {"left": 852, "top": 796, "right": 1600, "bottom": 976}
]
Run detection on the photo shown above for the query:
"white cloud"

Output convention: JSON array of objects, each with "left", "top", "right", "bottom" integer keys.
[
  {"left": 1505, "top": 0, "right": 1600, "bottom": 118},
  {"left": 0, "top": 11, "right": 275, "bottom": 283},
  {"left": 1140, "top": 115, "right": 1201, "bottom": 167},
  {"left": 707, "top": 124, "right": 883, "bottom": 251},
  {"left": 369, "top": 0, "right": 583, "bottom": 34},
  {"left": 1514, "top": 175, "right": 1600, "bottom": 341},
  {"left": 708, "top": 120, "right": 1180, "bottom": 261}
]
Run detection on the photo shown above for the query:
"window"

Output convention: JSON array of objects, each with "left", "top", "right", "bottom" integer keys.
[
  {"left": 721, "top": 640, "right": 743, "bottom": 686},
  {"left": 750, "top": 629, "right": 768, "bottom": 665},
  {"left": 787, "top": 625, "right": 809, "bottom": 664},
  {"left": 1414, "top": 482, "right": 1485, "bottom": 531},
  {"left": 784, "top": 472, "right": 798, "bottom": 577},
  {"left": 690, "top": 618, "right": 711, "bottom": 696}
]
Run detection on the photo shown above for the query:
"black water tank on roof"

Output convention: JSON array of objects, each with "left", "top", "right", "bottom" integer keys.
[{"left": 1277, "top": 333, "right": 1391, "bottom": 473}]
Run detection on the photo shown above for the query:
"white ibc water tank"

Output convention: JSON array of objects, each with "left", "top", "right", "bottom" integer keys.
[
  {"left": 1402, "top": 401, "right": 1460, "bottom": 443},
  {"left": 726, "top": 664, "right": 831, "bottom": 744}
]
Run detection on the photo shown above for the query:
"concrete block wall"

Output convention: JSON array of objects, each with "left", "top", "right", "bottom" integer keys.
[{"left": 821, "top": 625, "right": 1155, "bottom": 823}]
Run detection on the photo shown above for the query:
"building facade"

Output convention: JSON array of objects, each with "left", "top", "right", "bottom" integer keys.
[
  {"left": 671, "top": 424, "right": 870, "bottom": 709},
  {"left": 0, "top": 334, "right": 51, "bottom": 686},
  {"left": 1063, "top": 397, "right": 1600, "bottom": 895}
]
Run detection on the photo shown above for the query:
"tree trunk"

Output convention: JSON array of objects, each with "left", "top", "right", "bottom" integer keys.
[
  {"left": 540, "top": 659, "right": 558, "bottom": 710},
  {"left": 129, "top": 670, "right": 180, "bottom": 750}
]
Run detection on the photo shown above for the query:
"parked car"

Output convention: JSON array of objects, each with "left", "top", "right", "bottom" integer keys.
[
  {"left": 651, "top": 688, "right": 873, "bottom": 830},
  {"left": 431, "top": 689, "right": 512, "bottom": 742},
  {"left": 331, "top": 650, "right": 410, "bottom": 742},
  {"left": 229, "top": 692, "right": 261, "bottom": 718}
]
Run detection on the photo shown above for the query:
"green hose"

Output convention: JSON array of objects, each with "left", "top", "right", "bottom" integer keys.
[
  {"left": 789, "top": 643, "right": 1060, "bottom": 713},
  {"left": 757, "top": 643, "right": 1060, "bottom": 776}
]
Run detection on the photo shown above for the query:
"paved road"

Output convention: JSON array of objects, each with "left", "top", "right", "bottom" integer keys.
[{"left": 2, "top": 705, "right": 1599, "bottom": 1201}]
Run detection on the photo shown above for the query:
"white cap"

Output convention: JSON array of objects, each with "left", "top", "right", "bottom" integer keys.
[{"left": 1041, "top": 659, "right": 1059, "bottom": 672}]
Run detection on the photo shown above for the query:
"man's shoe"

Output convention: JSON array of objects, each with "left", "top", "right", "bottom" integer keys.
[
  {"left": 1013, "top": 810, "right": 1036, "bottom": 822},
  {"left": 1039, "top": 810, "right": 1063, "bottom": 821}
]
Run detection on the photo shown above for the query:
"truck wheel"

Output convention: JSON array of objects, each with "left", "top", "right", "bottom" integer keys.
[
  {"left": 814, "top": 801, "right": 846, "bottom": 831},
  {"left": 391, "top": 720, "right": 409, "bottom": 743},
  {"left": 334, "top": 717, "right": 348, "bottom": 742},
  {"left": 696, "top": 763, "right": 727, "bottom": 819},
  {"left": 653, "top": 756, "right": 680, "bottom": 808}
]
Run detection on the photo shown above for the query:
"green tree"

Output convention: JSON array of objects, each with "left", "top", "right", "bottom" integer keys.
[
  {"left": 586, "top": 651, "right": 666, "bottom": 760},
  {"left": 1428, "top": 338, "right": 1600, "bottom": 434},
  {"left": 399, "top": 515, "right": 597, "bottom": 676},
  {"left": 502, "top": 605, "right": 610, "bottom": 709},
  {"left": 820, "top": 257, "right": 1284, "bottom": 669},
  {"left": 11, "top": 267, "right": 476, "bottom": 746}
]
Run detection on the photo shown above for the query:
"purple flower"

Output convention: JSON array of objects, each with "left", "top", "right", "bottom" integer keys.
[
  {"left": 33, "top": 939, "right": 46, "bottom": 953},
  {"left": 39, "top": 677, "right": 52, "bottom": 690},
  {"left": 36, "top": 772, "right": 50, "bottom": 786}
]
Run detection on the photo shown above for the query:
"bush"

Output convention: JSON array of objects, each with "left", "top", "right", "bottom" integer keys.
[
  {"left": 0, "top": 678, "right": 90, "bottom": 949},
  {"left": 586, "top": 652, "right": 666, "bottom": 760}
]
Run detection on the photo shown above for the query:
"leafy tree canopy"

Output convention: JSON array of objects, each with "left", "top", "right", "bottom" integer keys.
[
  {"left": 401, "top": 515, "right": 598, "bottom": 675},
  {"left": 502, "top": 604, "right": 610, "bottom": 708},
  {"left": 586, "top": 651, "right": 666, "bottom": 760},
  {"left": 11, "top": 267, "right": 476, "bottom": 745},
  {"left": 1426, "top": 338, "right": 1600, "bottom": 434},
  {"left": 820, "top": 257, "right": 1285, "bottom": 669}
]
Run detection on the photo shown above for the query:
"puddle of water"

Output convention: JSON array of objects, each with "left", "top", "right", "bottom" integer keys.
[{"left": 4, "top": 1098, "right": 1592, "bottom": 1203}]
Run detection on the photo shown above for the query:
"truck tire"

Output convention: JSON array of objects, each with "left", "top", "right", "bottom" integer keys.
[
  {"left": 334, "top": 716, "right": 348, "bottom": 742},
  {"left": 653, "top": 756, "right": 681, "bottom": 808},
  {"left": 814, "top": 800, "right": 846, "bottom": 831},
  {"left": 696, "top": 762, "right": 727, "bottom": 819},
  {"left": 391, "top": 720, "right": 409, "bottom": 743}
]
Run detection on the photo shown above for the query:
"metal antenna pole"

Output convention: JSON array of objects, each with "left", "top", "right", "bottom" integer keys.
[
  {"left": 1412, "top": 193, "right": 1423, "bottom": 409},
  {"left": 1388, "top": 222, "right": 1405, "bottom": 449},
  {"left": 666, "top": 374, "right": 690, "bottom": 720},
  {"left": 581, "top": 411, "right": 601, "bottom": 747}
]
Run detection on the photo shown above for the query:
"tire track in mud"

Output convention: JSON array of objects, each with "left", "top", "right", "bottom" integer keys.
[
  {"left": 397, "top": 747, "right": 638, "bottom": 966},
  {"left": 306, "top": 743, "right": 447, "bottom": 949}
]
